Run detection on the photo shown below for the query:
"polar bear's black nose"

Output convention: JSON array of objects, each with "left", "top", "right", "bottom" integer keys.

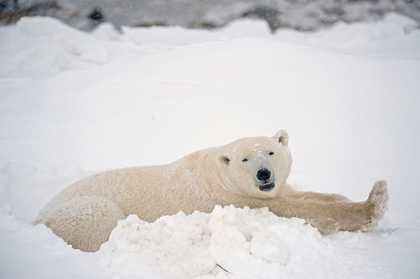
[{"left": 257, "top": 168, "right": 271, "bottom": 181}]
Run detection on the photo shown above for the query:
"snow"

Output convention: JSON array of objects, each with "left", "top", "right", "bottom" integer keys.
[
  {"left": 14, "top": 0, "right": 420, "bottom": 32},
  {"left": 1, "top": 14, "right": 420, "bottom": 278},
  {"left": 99, "top": 206, "right": 351, "bottom": 278}
]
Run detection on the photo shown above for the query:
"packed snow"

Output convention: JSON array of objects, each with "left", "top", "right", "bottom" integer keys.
[{"left": 1, "top": 15, "right": 420, "bottom": 278}]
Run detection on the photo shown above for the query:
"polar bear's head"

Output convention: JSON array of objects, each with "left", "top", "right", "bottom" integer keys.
[{"left": 217, "top": 130, "right": 292, "bottom": 199}]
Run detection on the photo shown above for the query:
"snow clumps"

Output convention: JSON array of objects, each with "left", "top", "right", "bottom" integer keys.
[{"left": 99, "top": 205, "right": 337, "bottom": 278}]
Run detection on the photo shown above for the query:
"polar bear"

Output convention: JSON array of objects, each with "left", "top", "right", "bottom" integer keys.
[{"left": 34, "top": 130, "right": 388, "bottom": 252}]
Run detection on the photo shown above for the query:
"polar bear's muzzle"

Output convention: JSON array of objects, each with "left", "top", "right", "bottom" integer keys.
[
  {"left": 256, "top": 168, "right": 275, "bottom": 192},
  {"left": 259, "top": 182, "right": 275, "bottom": 192}
]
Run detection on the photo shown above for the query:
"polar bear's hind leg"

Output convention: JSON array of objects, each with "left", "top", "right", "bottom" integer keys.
[{"left": 39, "top": 196, "right": 126, "bottom": 252}]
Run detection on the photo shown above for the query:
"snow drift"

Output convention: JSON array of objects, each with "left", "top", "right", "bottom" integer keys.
[{"left": 99, "top": 206, "right": 395, "bottom": 278}]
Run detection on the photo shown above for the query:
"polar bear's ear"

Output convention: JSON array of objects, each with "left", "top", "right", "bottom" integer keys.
[
  {"left": 274, "top": 130, "right": 289, "bottom": 146},
  {"left": 217, "top": 154, "right": 230, "bottom": 167}
]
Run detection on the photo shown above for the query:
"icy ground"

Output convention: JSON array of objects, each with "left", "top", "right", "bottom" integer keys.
[{"left": 1, "top": 14, "right": 420, "bottom": 278}]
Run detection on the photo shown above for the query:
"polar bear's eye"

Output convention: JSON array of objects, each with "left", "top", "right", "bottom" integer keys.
[
  {"left": 242, "top": 158, "right": 248, "bottom": 162},
  {"left": 269, "top": 152, "right": 274, "bottom": 155}
]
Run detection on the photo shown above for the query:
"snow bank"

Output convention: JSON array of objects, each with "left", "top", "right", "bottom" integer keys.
[
  {"left": 1, "top": 13, "right": 418, "bottom": 79},
  {"left": 14, "top": 0, "right": 420, "bottom": 32},
  {"left": 0, "top": 17, "right": 142, "bottom": 78},
  {"left": 99, "top": 206, "right": 392, "bottom": 278},
  {"left": 100, "top": 206, "right": 296, "bottom": 277}
]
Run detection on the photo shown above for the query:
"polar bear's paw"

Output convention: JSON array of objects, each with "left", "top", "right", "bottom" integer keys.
[{"left": 362, "top": 180, "right": 389, "bottom": 231}]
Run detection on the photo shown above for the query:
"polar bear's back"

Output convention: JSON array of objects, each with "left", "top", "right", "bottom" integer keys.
[{"left": 35, "top": 165, "right": 174, "bottom": 223}]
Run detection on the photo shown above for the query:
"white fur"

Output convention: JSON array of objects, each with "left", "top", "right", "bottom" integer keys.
[{"left": 35, "top": 130, "right": 388, "bottom": 252}]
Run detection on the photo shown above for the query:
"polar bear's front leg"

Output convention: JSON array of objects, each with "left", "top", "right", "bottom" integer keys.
[
  {"left": 283, "top": 187, "right": 351, "bottom": 203},
  {"left": 269, "top": 181, "right": 389, "bottom": 234}
]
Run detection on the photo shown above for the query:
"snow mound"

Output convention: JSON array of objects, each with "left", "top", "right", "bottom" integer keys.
[
  {"left": 308, "top": 13, "right": 418, "bottom": 45},
  {"left": 1, "top": 14, "right": 418, "bottom": 79},
  {"left": 0, "top": 17, "right": 141, "bottom": 78},
  {"left": 99, "top": 205, "right": 351, "bottom": 278}
]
